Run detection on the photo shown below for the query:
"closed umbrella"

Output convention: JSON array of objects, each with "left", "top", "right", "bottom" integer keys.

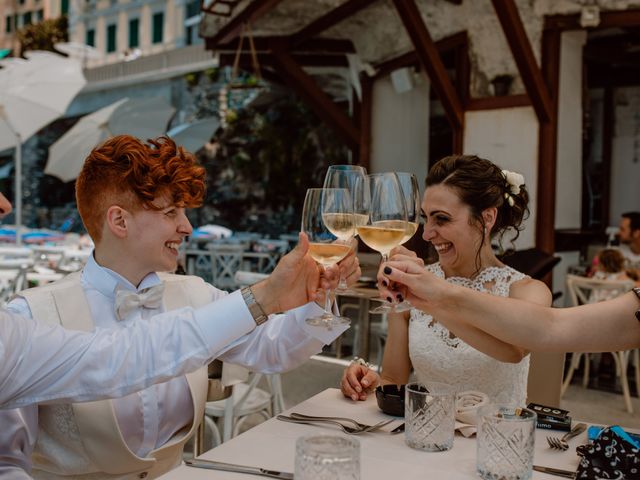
[
  {"left": 167, "top": 117, "right": 220, "bottom": 153},
  {"left": 0, "top": 50, "right": 86, "bottom": 243},
  {"left": 45, "top": 97, "right": 175, "bottom": 182}
]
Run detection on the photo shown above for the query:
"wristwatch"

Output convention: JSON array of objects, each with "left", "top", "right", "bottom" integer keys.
[{"left": 241, "top": 286, "right": 268, "bottom": 326}]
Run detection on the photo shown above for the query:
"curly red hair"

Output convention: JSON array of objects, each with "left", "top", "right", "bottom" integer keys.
[{"left": 76, "top": 134, "right": 206, "bottom": 243}]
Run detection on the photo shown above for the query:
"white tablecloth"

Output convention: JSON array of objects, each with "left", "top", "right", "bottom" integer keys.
[{"left": 159, "top": 388, "right": 587, "bottom": 479}]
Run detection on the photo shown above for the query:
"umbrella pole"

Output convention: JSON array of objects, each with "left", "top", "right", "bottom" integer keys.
[{"left": 14, "top": 133, "right": 21, "bottom": 245}]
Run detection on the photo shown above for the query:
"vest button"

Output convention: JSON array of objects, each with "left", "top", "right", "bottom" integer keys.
[{"left": 138, "top": 473, "right": 148, "bottom": 479}]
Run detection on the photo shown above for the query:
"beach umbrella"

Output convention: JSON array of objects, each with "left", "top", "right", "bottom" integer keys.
[
  {"left": 55, "top": 42, "right": 103, "bottom": 66},
  {"left": 167, "top": 117, "right": 220, "bottom": 153},
  {"left": 0, "top": 50, "right": 86, "bottom": 243},
  {"left": 46, "top": 97, "right": 175, "bottom": 182}
]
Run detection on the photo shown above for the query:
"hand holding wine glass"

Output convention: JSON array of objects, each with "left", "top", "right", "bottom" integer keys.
[{"left": 301, "top": 188, "right": 355, "bottom": 328}]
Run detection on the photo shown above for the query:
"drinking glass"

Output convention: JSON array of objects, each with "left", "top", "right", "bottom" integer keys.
[
  {"left": 357, "top": 172, "right": 407, "bottom": 314},
  {"left": 477, "top": 405, "right": 536, "bottom": 480},
  {"left": 301, "top": 188, "right": 354, "bottom": 328},
  {"left": 404, "top": 382, "right": 455, "bottom": 452},
  {"left": 394, "top": 172, "right": 421, "bottom": 312},
  {"left": 295, "top": 435, "right": 360, "bottom": 480},
  {"left": 323, "top": 165, "right": 370, "bottom": 295}
]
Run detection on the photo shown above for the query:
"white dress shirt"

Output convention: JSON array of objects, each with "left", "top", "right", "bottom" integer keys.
[{"left": 0, "top": 254, "right": 346, "bottom": 476}]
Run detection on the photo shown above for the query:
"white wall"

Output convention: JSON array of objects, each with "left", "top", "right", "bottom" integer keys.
[
  {"left": 370, "top": 74, "right": 430, "bottom": 187},
  {"left": 610, "top": 86, "right": 640, "bottom": 220},
  {"left": 555, "top": 30, "right": 587, "bottom": 229},
  {"left": 463, "top": 107, "right": 539, "bottom": 249}
]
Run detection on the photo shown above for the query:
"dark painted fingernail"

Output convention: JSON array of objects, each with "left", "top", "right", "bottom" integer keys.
[
  {"left": 396, "top": 293, "right": 403, "bottom": 300},
  {"left": 382, "top": 280, "right": 388, "bottom": 287},
  {"left": 384, "top": 266, "right": 392, "bottom": 274},
  {"left": 386, "top": 296, "right": 392, "bottom": 302}
]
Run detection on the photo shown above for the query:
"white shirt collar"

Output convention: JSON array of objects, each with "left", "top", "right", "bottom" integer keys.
[{"left": 82, "top": 252, "right": 162, "bottom": 299}]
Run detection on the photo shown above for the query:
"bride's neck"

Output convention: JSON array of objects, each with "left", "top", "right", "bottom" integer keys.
[{"left": 442, "top": 246, "right": 502, "bottom": 279}]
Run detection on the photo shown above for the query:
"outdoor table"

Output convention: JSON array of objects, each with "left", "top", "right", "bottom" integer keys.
[{"left": 159, "top": 388, "right": 590, "bottom": 480}]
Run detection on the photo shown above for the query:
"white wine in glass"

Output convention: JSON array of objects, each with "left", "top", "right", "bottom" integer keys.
[
  {"left": 357, "top": 173, "right": 408, "bottom": 314},
  {"left": 323, "top": 165, "right": 369, "bottom": 294},
  {"left": 301, "top": 188, "right": 354, "bottom": 328}
]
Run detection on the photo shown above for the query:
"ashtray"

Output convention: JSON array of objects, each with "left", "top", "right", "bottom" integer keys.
[{"left": 375, "top": 384, "right": 405, "bottom": 417}]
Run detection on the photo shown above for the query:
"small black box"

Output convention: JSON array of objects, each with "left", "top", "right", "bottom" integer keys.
[{"left": 527, "top": 402, "right": 569, "bottom": 422}]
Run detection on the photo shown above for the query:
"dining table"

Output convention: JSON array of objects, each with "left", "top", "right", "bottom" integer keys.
[{"left": 159, "top": 388, "right": 590, "bottom": 480}]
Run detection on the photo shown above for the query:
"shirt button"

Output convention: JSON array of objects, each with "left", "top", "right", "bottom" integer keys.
[{"left": 138, "top": 473, "right": 148, "bottom": 479}]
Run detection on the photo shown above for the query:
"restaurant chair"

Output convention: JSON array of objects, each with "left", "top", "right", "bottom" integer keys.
[
  {"left": 208, "top": 244, "right": 245, "bottom": 290},
  {"left": 562, "top": 274, "right": 637, "bottom": 413},
  {"left": 203, "top": 370, "right": 285, "bottom": 447}
]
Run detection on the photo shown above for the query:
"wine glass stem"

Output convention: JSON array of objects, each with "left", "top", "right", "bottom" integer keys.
[{"left": 323, "top": 288, "right": 333, "bottom": 315}]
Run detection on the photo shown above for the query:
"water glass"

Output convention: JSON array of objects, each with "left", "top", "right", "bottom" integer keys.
[
  {"left": 295, "top": 435, "right": 360, "bottom": 480},
  {"left": 404, "top": 382, "right": 455, "bottom": 452},
  {"left": 477, "top": 405, "right": 536, "bottom": 480}
]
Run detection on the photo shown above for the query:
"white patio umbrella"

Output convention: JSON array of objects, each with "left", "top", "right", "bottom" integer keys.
[
  {"left": 0, "top": 51, "right": 86, "bottom": 243},
  {"left": 167, "top": 117, "right": 220, "bottom": 153},
  {"left": 46, "top": 97, "right": 176, "bottom": 182},
  {"left": 55, "top": 42, "right": 104, "bottom": 67}
]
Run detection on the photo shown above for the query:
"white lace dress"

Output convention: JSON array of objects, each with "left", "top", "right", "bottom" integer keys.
[{"left": 409, "top": 263, "right": 530, "bottom": 405}]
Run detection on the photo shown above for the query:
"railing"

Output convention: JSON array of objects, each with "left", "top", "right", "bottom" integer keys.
[{"left": 83, "top": 44, "right": 217, "bottom": 88}]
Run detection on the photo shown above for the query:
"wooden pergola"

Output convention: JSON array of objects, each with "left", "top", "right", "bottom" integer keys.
[{"left": 200, "top": 0, "right": 640, "bottom": 261}]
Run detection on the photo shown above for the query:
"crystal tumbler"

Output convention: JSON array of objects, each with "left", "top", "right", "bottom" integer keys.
[
  {"left": 404, "top": 381, "right": 455, "bottom": 452},
  {"left": 295, "top": 434, "right": 360, "bottom": 480}
]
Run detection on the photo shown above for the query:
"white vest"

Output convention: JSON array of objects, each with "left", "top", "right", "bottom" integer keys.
[{"left": 20, "top": 272, "right": 211, "bottom": 480}]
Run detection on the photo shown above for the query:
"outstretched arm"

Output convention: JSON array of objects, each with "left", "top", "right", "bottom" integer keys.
[{"left": 382, "top": 261, "right": 640, "bottom": 353}]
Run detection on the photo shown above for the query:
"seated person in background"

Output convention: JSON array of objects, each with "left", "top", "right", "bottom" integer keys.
[
  {"left": 591, "top": 249, "right": 634, "bottom": 302},
  {"left": 618, "top": 211, "right": 640, "bottom": 279},
  {"left": 341, "top": 155, "right": 550, "bottom": 406},
  {"left": 1, "top": 135, "right": 360, "bottom": 480}
]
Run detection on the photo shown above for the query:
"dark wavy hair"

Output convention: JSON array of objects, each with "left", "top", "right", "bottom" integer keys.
[
  {"left": 76, "top": 134, "right": 206, "bottom": 243},
  {"left": 426, "top": 154, "right": 530, "bottom": 270}
]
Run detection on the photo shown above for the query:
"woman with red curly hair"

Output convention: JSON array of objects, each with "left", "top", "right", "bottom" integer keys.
[{"left": 1, "top": 135, "right": 360, "bottom": 479}]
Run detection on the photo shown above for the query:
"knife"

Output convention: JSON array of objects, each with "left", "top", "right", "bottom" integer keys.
[
  {"left": 185, "top": 458, "right": 294, "bottom": 479},
  {"left": 533, "top": 465, "right": 576, "bottom": 478}
]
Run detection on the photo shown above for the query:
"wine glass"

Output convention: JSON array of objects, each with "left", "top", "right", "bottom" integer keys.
[
  {"left": 357, "top": 173, "right": 408, "bottom": 314},
  {"left": 323, "top": 165, "right": 370, "bottom": 294},
  {"left": 394, "top": 172, "right": 421, "bottom": 312},
  {"left": 301, "top": 188, "right": 355, "bottom": 328}
]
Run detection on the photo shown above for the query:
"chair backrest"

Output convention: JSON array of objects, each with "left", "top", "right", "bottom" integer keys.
[
  {"left": 565, "top": 274, "right": 634, "bottom": 306},
  {"left": 208, "top": 244, "right": 245, "bottom": 290}
]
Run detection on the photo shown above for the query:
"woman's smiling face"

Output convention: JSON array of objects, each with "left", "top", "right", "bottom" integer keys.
[{"left": 421, "top": 184, "right": 484, "bottom": 275}]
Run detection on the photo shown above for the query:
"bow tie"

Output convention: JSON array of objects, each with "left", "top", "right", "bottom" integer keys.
[{"left": 114, "top": 284, "right": 164, "bottom": 321}]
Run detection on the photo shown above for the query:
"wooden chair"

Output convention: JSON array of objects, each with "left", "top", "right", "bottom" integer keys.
[{"left": 561, "top": 274, "right": 637, "bottom": 413}]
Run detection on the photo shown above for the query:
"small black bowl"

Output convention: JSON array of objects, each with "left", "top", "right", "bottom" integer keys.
[{"left": 375, "top": 384, "right": 405, "bottom": 417}]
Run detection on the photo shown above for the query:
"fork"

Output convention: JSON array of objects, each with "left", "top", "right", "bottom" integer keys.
[
  {"left": 276, "top": 415, "right": 393, "bottom": 434},
  {"left": 289, "top": 412, "right": 390, "bottom": 431},
  {"left": 547, "top": 422, "right": 587, "bottom": 450}
]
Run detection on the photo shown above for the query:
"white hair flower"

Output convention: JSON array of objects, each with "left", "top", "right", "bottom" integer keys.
[{"left": 501, "top": 169, "right": 525, "bottom": 195}]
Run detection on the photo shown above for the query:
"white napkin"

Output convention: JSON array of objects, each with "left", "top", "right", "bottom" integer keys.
[{"left": 454, "top": 390, "right": 490, "bottom": 437}]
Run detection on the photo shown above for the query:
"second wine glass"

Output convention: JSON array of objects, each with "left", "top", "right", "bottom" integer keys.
[
  {"left": 357, "top": 173, "right": 408, "bottom": 314},
  {"left": 323, "top": 165, "right": 369, "bottom": 295},
  {"left": 301, "top": 188, "right": 354, "bottom": 328}
]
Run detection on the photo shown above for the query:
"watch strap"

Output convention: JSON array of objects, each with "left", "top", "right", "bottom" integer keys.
[{"left": 241, "top": 286, "right": 268, "bottom": 326}]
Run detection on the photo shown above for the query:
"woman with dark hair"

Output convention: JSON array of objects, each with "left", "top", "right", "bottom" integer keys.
[{"left": 341, "top": 155, "right": 551, "bottom": 405}]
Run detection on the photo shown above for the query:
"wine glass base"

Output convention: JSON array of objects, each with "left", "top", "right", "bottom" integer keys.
[
  {"left": 306, "top": 314, "right": 350, "bottom": 330},
  {"left": 369, "top": 301, "right": 413, "bottom": 314}
]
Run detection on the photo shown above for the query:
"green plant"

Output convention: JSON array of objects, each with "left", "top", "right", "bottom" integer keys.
[{"left": 18, "top": 17, "right": 68, "bottom": 54}]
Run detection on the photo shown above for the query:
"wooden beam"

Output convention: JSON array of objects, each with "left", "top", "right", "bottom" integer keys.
[
  {"left": 491, "top": 0, "right": 552, "bottom": 123},
  {"left": 392, "top": 0, "right": 464, "bottom": 129},
  {"left": 292, "top": 0, "right": 377, "bottom": 46},
  {"left": 545, "top": 9, "right": 640, "bottom": 31},
  {"left": 219, "top": 52, "right": 349, "bottom": 67},
  {"left": 466, "top": 94, "right": 531, "bottom": 110},
  {"left": 210, "top": 36, "right": 356, "bottom": 54},
  {"left": 535, "top": 28, "right": 561, "bottom": 257},
  {"left": 206, "top": 0, "right": 285, "bottom": 47},
  {"left": 269, "top": 43, "right": 360, "bottom": 151}
]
